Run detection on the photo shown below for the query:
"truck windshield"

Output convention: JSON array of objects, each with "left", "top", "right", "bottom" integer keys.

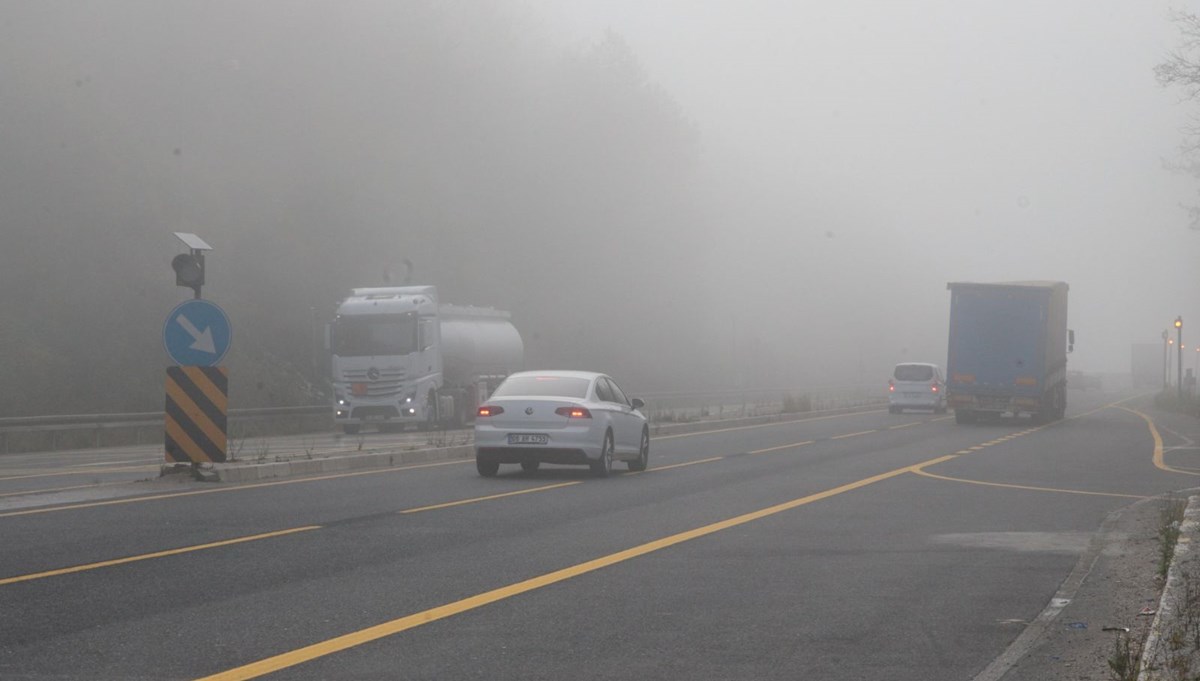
[{"left": 333, "top": 314, "right": 418, "bottom": 357}]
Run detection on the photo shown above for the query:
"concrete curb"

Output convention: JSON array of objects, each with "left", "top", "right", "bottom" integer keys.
[
  {"left": 185, "top": 402, "right": 887, "bottom": 484},
  {"left": 200, "top": 444, "right": 475, "bottom": 483},
  {"left": 1138, "top": 494, "right": 1200, "bottom": 680}
]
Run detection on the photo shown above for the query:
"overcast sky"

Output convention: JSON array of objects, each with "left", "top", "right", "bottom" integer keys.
[{"left": 528, "top": 0, "right": 1200, "bottom": 375}]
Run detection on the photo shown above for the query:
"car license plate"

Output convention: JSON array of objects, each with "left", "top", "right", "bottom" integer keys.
[
  {"left": 508, "top": 433, "right": 548, "bottom": 445},
  {"left": 904, "top": 392, "right": 921, "bottom": 398}
]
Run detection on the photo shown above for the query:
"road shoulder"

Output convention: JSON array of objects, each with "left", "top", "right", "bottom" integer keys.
[{"left": 992, "top": 495, "right": 1165, "bottom": 680}]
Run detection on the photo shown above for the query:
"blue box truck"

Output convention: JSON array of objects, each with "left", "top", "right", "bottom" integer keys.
[{"left": 946, "top": 281, "right": 1072, "bottom": 424}]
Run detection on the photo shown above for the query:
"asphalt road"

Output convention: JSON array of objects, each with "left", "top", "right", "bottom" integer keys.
[{"left": 0, "top": 390, "right": 1188, "bottom": 680}]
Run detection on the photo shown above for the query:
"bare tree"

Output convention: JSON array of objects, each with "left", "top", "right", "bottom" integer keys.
[{"left": 1157, "top": 10, "right": 1200, "bottom": 230}]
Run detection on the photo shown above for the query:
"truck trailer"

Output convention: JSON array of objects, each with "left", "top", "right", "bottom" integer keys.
[
  {"left": 329, "top": 286, "right": 524, "bottom": 433},
  {"left": 945, "top": 281, "right": 1072, "bottom": 424}
]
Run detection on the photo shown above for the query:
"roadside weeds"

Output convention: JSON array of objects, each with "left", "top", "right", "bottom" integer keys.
[{"left": 1134, "top": 495, "right": 1200, "bottom": 680}]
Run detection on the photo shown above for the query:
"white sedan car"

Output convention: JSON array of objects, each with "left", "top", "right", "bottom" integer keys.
[{"left": 474, "top": 370, "right": 649, "bottom": 478}]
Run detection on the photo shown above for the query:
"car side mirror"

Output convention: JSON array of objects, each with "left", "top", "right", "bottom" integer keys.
[{"left": 631, "top": 398, "right": 645, "bottom": 410}]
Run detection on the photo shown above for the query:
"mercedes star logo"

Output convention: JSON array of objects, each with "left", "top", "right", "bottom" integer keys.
[{"left": 366, "top": 367, "right": 380, "bottom": 381}]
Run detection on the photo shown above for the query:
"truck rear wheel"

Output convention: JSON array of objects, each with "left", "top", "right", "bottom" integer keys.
[{"left": 342, "top": 424, "right": 361, "bottom": 435}]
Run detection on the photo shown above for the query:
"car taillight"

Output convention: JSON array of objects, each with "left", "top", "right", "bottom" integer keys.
[
  {"left": 931, "top": 385, "right": 939, "bottom": 392},
  {"left": 477, "top": 405, "right": 504, "bottom": 417},
  {"left": 888, "top": 380, "right": 895, "bottom": 392},
  {"left": 555, "top": 406, "right": 592, "bottom": 418}
]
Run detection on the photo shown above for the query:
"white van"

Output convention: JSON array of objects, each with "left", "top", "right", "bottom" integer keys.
[{"left": 889, "top": 362, "right": 946, "bottom": 414}]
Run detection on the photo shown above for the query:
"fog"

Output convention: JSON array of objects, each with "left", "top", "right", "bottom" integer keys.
[
  {"left": 1, "top": 1, "right": 1197, "bottom": 415},
  {"left": 534, "top": 0, "right": 1200, "bottom": 378}
]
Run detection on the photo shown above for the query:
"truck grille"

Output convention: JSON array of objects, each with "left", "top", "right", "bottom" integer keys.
[
  {"left": 351, "top": 406, "right": 400, "bottom": 420},
  {"left": 342, "top": 368, "right": 407, "bottom": 397}
]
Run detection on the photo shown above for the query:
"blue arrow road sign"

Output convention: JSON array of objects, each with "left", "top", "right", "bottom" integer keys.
[{"left": 163, "top": 299, "right": 232, "bottom": 366}]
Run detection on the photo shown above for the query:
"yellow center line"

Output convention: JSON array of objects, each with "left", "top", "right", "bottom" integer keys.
[
  {"left": 1117, "top": 406, "right": 1200, "bottom": 476},
  {"left": 749, "top": 441, "right": 814, "bottom": 455},
  {"left": 905, "top": 395, "right": 1167, "bottom": 498},
  {"left": 642, "top": 456, "right": 725, "bottom": 472},
  {"left": 2, "top": 455, "right": 728, "bottom": 587},
  {"left": 654, "top": 408, "right": 887, "bottom": 440},
  {"left": 400, "top": 482, "right": 581, "bottom": 514},
  {"left": 197, "top": 452, "right": 960, "bottom": 681},
  {"left": 887, "top": 422, "right": 922, "bottom": 430},
  {"left": 910, "top": 467, "right": 1148, "bottom": 499},
  {"left": 830, "top": 429, "right": 876, "bottom": 440},
  {"left": 0, "top": 526, "right": 320, "bottom": 587}
]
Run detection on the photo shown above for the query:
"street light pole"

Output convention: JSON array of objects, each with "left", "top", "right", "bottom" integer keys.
[
  {"left": 1178, "top": 317, "right": 1185, "bottom": 404},
  {"left": 1195, "top": 347, "right": 1200, "bottom": 396},
  {"left": 1164, "top": 329, "right": 1170, "bottom": 391},
  {"left": 1169, "top": 339, "right": 1175, "bottom": 388}
]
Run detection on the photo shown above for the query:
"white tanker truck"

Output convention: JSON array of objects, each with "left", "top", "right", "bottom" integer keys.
[{"left": 329, "top": 286, "right": 524, "bottom": 434}]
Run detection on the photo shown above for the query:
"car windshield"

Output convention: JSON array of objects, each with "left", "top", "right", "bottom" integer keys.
[
  {"left": 491, "top": 376, "right": 591, "bottom": 399},
  {"left": 894, "top": 365, "right": 934, "bottom": 381},
  {"left": 332, "top": 314, "right": 418, "bottom": 357}
]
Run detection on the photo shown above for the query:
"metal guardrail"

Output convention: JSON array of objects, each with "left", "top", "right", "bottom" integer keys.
[
  {"left": 0, "top": 405, "right": 328, "bottom": 432},
  {"left": 0, "top": 406, "right": 330, "bottom": 454},
  {"left": 0, "top": 384, "right": 883, "bottom": 454}
]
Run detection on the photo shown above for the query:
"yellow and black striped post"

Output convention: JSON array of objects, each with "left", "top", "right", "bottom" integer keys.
[{"left": 165, "top": 366, "right": 228, "bottom": 463}]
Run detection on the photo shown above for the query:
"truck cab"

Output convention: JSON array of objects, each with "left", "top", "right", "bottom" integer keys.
[{"left": 331, "top": 286, "right": 443, "bottom": 434}]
